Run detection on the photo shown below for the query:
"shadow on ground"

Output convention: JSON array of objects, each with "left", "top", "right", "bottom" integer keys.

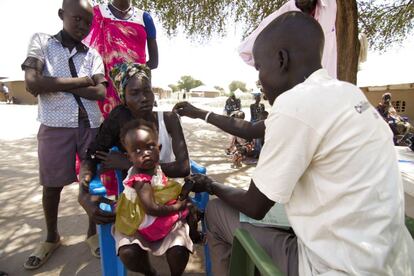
[{"left": 0, "top": 121, "right": 254, "bottom": 275}]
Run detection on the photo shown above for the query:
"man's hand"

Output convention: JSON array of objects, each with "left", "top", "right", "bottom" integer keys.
[
  {"left": 78, "top": 187, "right": 116, "bottom": 224},
  {"left": 173, "top": 101, "right": 206, "bottom": 119},
  {"left": 96, "top": 151, "right": 131, "bottom": 171},
  {"left": 185, "top": 174, "right": 214, "bottom": 194}
]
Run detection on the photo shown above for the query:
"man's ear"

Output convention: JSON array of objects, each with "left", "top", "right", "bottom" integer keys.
[
  {"left": 58, "top": 9, "right": 64, "bottom": 21},
  {"left": 158, "top": 144, "right": 162, "bottom": 152},
  {"left": 278, "top": 49, "right": 289, "bottom": 72}
]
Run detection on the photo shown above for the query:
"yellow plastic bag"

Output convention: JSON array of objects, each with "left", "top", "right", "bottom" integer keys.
[
  {"left": 115, "top": 193, "right": 145, "bottom": 236},
  {"left": 153, "top": 180, "right": 182, "bottom": 205}
]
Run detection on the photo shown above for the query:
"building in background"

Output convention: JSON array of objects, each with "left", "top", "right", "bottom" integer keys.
[
  {"left": 190, "top": 85, "right": 220, "bottom": 98},
  {"left": 360, "top": 83, "right": 414, "bottom": 123},
  {"left": 0, "top": 78, "right": 37, "bottom": 104}
]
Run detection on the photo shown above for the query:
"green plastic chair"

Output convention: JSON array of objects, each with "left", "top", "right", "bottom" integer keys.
[
  {"left": 229, "top": 218, "right": 414, "bottom": 276},
  {"left": 229, "top": 228, "right": 284, "bottom": 276},
  {"left": 406, "top": 216, "right": 414, "bottom": 238}
]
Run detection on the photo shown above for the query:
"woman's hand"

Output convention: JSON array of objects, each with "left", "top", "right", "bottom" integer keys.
[
  {"left": 96, "top": 151, "right": 131, "bottom": 171},
  {"left": 78, "top": 187, "right": 116, "bottom": 224}
]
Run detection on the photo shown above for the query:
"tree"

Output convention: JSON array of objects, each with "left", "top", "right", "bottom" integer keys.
[
  {"left": 134, "top": 0, "right": 414, "bottom": 84},
  {"left": 177, "top": 75, "right": 203, "bottom": 92},
  {"left": 229, "top": 80, "right": 248, "bottom": 93},
  {"left": 214, "top": 86, "right": 225, "bottom": 93},
  {"left": 168, "top": 84, "right": 179, "bottom": 92}
]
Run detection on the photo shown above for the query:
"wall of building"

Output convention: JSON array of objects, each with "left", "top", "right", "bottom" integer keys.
[
  {"left": 361, "top": 84, "right": 414, "bottom": 122},
  {"left": 3, "top": 80, "right": 37, "bottom": 105}
]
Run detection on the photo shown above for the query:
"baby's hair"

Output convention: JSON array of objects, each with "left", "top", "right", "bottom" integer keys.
[{"left": 120, "top": 119, "right": 158, "bottom": 148}]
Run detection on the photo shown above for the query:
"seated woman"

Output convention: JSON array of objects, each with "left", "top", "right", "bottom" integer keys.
[{"left": 79, "top": 63, "right": 192, "bottom": 275}]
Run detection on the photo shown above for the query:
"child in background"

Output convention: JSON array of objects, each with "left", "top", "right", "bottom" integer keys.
[
  {"left": 116, "top": 119, "right": 193, "bottom": 275},
  {"left": 227, "top": 111, "right": 255, "bottom": 167}
]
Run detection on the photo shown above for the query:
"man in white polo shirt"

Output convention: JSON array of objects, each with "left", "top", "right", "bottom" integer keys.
[{"left": 186, "top": 12, "right": 414, "bottom": 276}]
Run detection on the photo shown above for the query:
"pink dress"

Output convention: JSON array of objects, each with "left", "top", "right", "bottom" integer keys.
[
  {"left": 122, "top": 171, "right": 189, "bottom": 242},
  {"left": 84, "top": 4, "right": 156, "bottom": 116}
]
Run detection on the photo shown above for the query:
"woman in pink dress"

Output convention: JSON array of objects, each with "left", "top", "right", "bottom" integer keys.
[{"left": 85, "top": 0, "right": 158, "bottom": 116}]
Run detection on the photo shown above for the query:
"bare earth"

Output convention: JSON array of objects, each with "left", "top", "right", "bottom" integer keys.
[{"left": 0, "top": 102, "right": 255, "bottom": 276}]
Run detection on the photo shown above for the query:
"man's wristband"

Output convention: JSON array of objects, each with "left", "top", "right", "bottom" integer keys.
[{"left": 204, "top": 111, "right": 213, "bottom": 123}]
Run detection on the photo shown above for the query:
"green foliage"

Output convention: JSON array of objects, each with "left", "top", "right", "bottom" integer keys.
[
  {"left": 168, "top": 84, "right": 179, "bottom": 92},
  {"left": 358, "top": 0, "right": 414, "bottom": 51},
  {"left": 131, "top": 0, "right": 414, "bottom": 52},
  {"left": 214, "top": 86, "right": 225, "bottom": 92},
  {"left": 177, "top": 75, "right": 203, "bottom": 92},
  {"left": 229, "top": 80, "right": 247, "bottom": 93},
  {"left": 133, "top": 0, "right": 286, "bottom": 39}
]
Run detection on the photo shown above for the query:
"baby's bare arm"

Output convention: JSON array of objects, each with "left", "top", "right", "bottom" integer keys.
[{"left": 135, "top": 181, "right": 188, "bottom": 217}]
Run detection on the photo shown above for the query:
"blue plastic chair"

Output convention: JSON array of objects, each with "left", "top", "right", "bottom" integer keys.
[
  {"left": 89, "top": 148, "right": 211, "bottom": 276},
  {"left": 189, "top": 160, "right": 212, "bottom": 276}
]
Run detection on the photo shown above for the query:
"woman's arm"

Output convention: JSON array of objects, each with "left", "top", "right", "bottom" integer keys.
[
  {"left": 161, "top": 112, "right": 190, "bottom": 177},
  {"left": 146, "top": 38, "right": 158, "bottom": 69},
  {"left": 135, "top": 181, "right": 187, "bottom": 217}
]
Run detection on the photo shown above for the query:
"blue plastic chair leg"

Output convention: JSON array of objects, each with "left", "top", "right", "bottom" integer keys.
[
  {"left": 97, "top": 222, "right": 127, "bottom": 276},
  {"left": 190, "top": 160, "right": 212, "bottom": 276},
  {"left": 89, "top": 147, "right": 127, "bottom": 276}
]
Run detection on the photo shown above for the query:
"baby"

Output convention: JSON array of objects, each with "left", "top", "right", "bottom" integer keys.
[{"left": 116, "top": 119, "right": 195, "bottom": 242}]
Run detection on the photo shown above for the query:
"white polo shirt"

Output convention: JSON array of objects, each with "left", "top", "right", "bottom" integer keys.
[{"left": 253, "top": 69, "right": 414, "bottom": 275}]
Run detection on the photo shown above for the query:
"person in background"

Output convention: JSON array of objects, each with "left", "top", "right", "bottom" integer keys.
[
  {"left": 224, "top": 91, "right": 241, "bottom": 116},
  {"left": 238, "top": 0, "right": 337, "bottom": 78},
  {"left": 1, "top": 83, "right": 13, "bottom": 104},
  {"left": 250, "top": 93, "right": 265, "bottom": 158},
  {"left": 249, "top": 93, "right": 265, "bottom": 123}
]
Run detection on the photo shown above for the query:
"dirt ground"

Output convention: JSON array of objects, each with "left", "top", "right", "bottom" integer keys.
[{"left": 0, "top": 103, "right": 255, "bottom": 276}]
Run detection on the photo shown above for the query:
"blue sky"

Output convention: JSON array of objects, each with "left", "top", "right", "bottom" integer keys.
[{"left": 0, "top": 0, "right": 413, "bottom": 90}]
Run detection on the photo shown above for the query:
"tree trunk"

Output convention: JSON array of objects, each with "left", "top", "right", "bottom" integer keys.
[{"left": 336, "top": 0, "right": 359, "bottom": 84}]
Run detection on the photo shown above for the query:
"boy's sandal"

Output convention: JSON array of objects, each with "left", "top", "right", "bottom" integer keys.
[
  {"left": 86, "top": 234, "right": 100, "bottom": 258},
  {"left": 23, "top": 241, "right": 61, "bottom": 270}
]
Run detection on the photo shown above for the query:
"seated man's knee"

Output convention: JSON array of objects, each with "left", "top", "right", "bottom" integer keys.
[{"left": 205, "top": 198, "right": 225, "bottom": 230}]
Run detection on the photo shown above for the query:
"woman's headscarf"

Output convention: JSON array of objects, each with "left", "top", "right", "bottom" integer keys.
[{"left": 109, "top": 62, "right": 151, "bottom": 101}]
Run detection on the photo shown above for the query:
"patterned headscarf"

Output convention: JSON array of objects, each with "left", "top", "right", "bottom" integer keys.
[{"left": 109, "top": 62, "right": 151, "bottom": 101}]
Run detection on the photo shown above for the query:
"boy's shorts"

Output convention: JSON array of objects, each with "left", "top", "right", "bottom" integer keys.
[{"left": 37, "top": 124, "right": 98, "bottom": 187}]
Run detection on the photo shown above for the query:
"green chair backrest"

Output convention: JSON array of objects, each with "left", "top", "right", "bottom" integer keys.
[{"left": 229, "top": 228, "right": 284, "bottom": 276}]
